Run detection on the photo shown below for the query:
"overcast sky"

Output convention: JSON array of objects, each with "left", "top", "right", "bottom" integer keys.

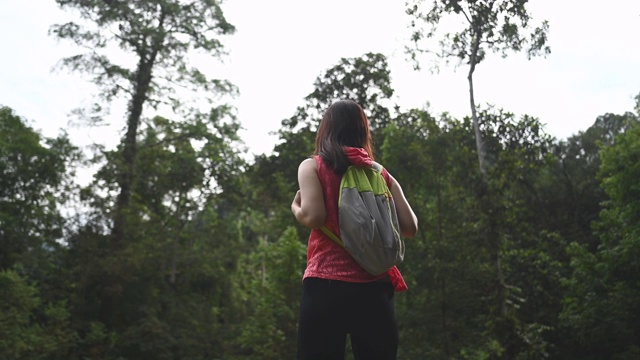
[{"left": 1, "top": 0, "right": 639, "bottom": 158}]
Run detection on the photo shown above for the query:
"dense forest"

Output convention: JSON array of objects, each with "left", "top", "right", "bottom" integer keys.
[{"left": 1, "top": 1, "right": 639, "bottom": 359}]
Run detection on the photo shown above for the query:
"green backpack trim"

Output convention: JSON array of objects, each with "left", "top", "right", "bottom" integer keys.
[{"left": 321, "top": 224, "right": 344, "bottom": 247}]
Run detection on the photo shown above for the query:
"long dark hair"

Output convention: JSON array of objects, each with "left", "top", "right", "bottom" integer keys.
[{"left": 314, "top": 100, "right": 374, "bottom": 174}]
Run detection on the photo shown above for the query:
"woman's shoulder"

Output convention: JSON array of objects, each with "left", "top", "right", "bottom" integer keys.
[
  {"left": 299, "top": 156, "right": 317, "bottom": 167},
  {"left": 298, "top": 157, "right": 319, "bottom": 174}
]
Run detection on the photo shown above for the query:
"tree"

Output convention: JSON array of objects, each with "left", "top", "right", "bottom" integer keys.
[
  {"left": 0, "top": 106, "right": 80, "bottom": 272},
  {"left": 228, "top": 227, "right": 306, "bottom": 359},
  {"left": 479, "top": 109, "right": 557, "bottom": 358},
  {"left": 381, "top": 108, "right": 483, "bottom": 358},
  {"left": 0, "top": 269, "right": 75, "bottom": 359},
  {"left": 540, "top": 112, "right": 639, "bottom": 251},
  {"left": 406, "top": 3, "right": 551, "bottom": 357},
  {"left": 274, "top": 52, "right": 395, "bottom": 157},
  {"left": 406, "top": 0, "right": 550, "bottom": 178},
  {"left": 50, "top": 0, "right": 237, "bottom": 246},
  {"left": 0, "top": 107, "right": 81, "bottom": 358},
  {"left": 381, "top": 105, "right": 558, "bottom": 358},
  {"left": 62, "top": 110, "right": 245, "bottom": 358},
  {"left": 50, "top": 4, "right": 241, "bottom": 353},
  {"left": 303, "top": 52, "right": 395, "bottom": 131},
  {"left": 558, "top": 120, "right": 640, "bottom": 360}
]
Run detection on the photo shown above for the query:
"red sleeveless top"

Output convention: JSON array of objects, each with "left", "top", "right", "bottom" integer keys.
[{"left": 302, "top": 147, "right": 408, "bottom": 292}]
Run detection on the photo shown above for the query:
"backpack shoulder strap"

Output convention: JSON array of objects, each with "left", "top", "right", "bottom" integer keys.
[{"left": 320, "top": 225, "right": 345, "bottom": 247}]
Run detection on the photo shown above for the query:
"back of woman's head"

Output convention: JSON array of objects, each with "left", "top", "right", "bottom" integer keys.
[{"left": 314, "top": 100, "right": 373, "bottom": 174}]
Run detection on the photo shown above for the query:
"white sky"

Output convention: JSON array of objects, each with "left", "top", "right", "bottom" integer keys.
[{"left": 1, "top": 0, "right": 639, "bottom": 159}]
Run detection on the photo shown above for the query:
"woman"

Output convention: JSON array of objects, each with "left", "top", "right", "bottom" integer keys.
[{"left": 291, "top": 100, "right": 418, "bottom": 360}]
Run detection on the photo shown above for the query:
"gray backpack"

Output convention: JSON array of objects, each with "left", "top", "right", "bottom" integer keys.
[{"left": 320, "top": 162, "right": 404, "bottom": 275}]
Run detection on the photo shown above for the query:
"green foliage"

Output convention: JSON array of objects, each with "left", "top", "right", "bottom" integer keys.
[
  {"left": 304, "top": 52, "right": 394, "bottom": 130},
  {"left": 383, "top": 110, "right": 491, "bottom": 358},
  {"left": 229, "top": 227, "right": 306, "bottom": 359},
  {"left": 543, "top": 112, "right": 639, "bottom": 251},
  {"left": 0, "top": 107, "right": 81, "bottom": 356},
  {"left": 0, "top": 269, "right": 74, "bottom": 359},
  {"left": 0, "top": 107, "right": 80, "bottom": 271},
  {"left": 276, "top": 52, "right": 394, "bottom": 146},
  {"left": 382, "top": 106, "right": 562, "bottom": 359},
  {"left": 62, "top": 109, "right": 246, "bottom": 358},
  {"left": 560, "top": 122, "right": 640, "bottom": 359},
  {"left": 479, "top": 110, "right": 559, "bottom": 359}
]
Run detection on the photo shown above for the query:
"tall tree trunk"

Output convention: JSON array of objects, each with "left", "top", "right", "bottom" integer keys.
[
  {"left": 468, "top": 28, "right": 511, "bottom": 360},
  {"left": 101, "top": 35, "right": 165, "bottom": 335},
  {"left": 112, "top": 59, "right": 153, "bottom": 246},
  {"left": 112, "top": 11, "right": 165, "bottom": 246},
  {"left": 101, "top": 58, "right": 155, "bottom": 327},
  {"left": 467, "top": 35, "right": 487, "bottom": 181}
]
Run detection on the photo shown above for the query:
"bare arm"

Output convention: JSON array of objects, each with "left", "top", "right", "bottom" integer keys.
[
  {"left": 389, "top": 175, "right": 418, "bottom": 238},
  {"left": 291, "top": 158, "right": 326, "bottom": 229}
]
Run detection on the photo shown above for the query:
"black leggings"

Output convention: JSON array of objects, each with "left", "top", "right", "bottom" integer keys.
[{"left": 297, "top": 277, "right": 398, "bottom": 360}]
